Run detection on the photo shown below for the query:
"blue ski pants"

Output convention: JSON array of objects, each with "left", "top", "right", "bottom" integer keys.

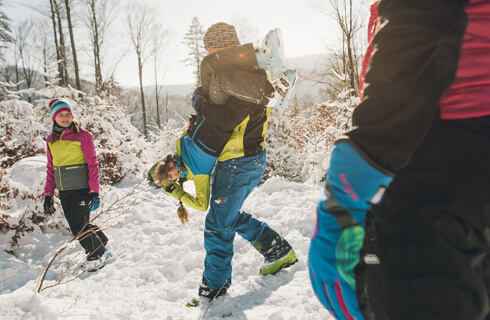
[{"left": 203, "top": 150, "right": 269, "bottom": 290}]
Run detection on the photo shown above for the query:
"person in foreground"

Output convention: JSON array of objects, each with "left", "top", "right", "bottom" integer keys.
[
  {"left": 309, "top": 0, "right": 490, "bottom": 319},
  {"left": 42, "top": 99, "right": 113, "bottom": 272}
]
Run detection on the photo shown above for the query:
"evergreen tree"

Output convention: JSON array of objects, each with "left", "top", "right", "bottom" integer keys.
[
  {"left": 0, "top": 0, "right": 13, "bottom": 61},
  {"left": 181, "top": 17, "right": 205, "bottom": 85}
]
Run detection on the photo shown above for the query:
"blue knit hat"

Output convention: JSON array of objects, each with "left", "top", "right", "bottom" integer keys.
[{"left": 49, "top": 99, "right": 73, "bottom": 122}]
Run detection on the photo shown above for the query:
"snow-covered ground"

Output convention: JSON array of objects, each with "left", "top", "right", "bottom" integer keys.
[{"left": 0, "top": 157, "right": 332, "bottom": 320}]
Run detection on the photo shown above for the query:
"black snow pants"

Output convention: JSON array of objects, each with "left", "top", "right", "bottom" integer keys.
[
  {"left": 356, "top": 116, "right": 490, "bottom": 320},
  {"left": 59, "top": 188, "right": 107, "bottom": 260}
]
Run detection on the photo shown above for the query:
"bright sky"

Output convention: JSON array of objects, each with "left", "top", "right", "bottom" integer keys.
[{"left": 3, "top": 0, "right": 359, "bottom": 87}]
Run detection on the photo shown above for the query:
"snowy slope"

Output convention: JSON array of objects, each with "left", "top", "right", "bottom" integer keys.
[{"left": 0, "top": 157, "right": 332, "bottom": 320}]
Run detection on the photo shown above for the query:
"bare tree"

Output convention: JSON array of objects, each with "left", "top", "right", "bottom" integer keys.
[
  {"left": 15, "top": 19, "right": 40, "bottom": 102},
  {"left": 78, "top": 0, "right": 116, "bottom": 94},
  {"left": 150, "top": 23, "right": 170, "bottom": 130},
  {"left": 17, "top": 1, "right": 63, "bottom": 86},
  {"left": 34, "top": 19, "right": 57, "bottom": 85},
  {"left": 231, "top": 15, "right": 260, "bottom": 46},
  {"left": 64, "top": 0, "right": 81, "bottom": 91},
  {"left": 181, "top": 17, "right": 205, "bottom": 86},
  {"left": 126, "top": 2, "right": 160, "bottom": 139},
  {"left": 49, "top": 0, "right": 69, "bottom": 86},
  {"left": 10, "top": 31, "right": 21, "bottom": 91},
  {"left": 0, "top": 45, "right": 19, "bottom": 99},
  {"left": 48, "top": 0, "right": 62, "bottom": 85},
  {"left": 307, "top": 0, "right": 367, "bottom": 96}
]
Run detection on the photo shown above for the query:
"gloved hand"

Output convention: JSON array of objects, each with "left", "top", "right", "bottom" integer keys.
[
  {"left": 309, "top": 139, "right": 393, "bottom": 320},
  {"left": 89, "top": 193, "right": 100, "bottom": 211},
  {"left": 192, "top": 87, "right": 206, "bottom": 112},
  {"left": 163, "top": 181, "right": 186, "bottom": 201},
  {"left": 147, "top": 171, "right": 161, "bottom": 189},
  {"left": 43, "top": 196, "right": 55, "bottom": 215}
]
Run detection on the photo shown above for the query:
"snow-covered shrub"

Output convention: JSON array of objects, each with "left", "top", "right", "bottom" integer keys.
[
  {"left": 0, "top": 99, "right": 47, "bottom": 168},
  {"left": 289, "top": 92, "right": 359, "bottom": 183},
  {"left": 149, "top": 118, "right": 187, "bottom": 159},
  {"left": 0, "top": 156, "right": 70, "bottom": 254},
  {"left": 76, "top": 84, "right": 154, "bottom": 184},
  {"left": 264, "top": 109, "right": 303, "bottom": 181}
]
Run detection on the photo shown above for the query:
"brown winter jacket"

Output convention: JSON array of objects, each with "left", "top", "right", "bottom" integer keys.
[{"left": 200, "top": 43, "right": 271, "bottom": 105}]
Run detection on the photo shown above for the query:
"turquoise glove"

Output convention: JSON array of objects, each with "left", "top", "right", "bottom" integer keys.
[{"left": 309, "top": 139, "right": 393, "bottom": 320}]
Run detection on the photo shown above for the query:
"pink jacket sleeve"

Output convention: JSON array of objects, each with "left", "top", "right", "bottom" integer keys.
[
  {"left": 359, "top": 0, "right": 380, "bottom": 100},
  {"left": 42, "top": 137, "right": 56, "bottom": 196},
  {"left": 81, "top": 130, "right": 100, "bottom": 194}
]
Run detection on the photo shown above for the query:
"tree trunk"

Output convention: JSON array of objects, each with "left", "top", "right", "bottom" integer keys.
[
  {"left": 155, "top": 82, "right": 161, "bottom": 130},
  {"left": 138, "top": 56, "right": 148, "bottom": 139},
  {"left": 90, "top": 0, "right": 102, "bottom": 94},
  {"left": 65, "top": 0, "right": 81, "bottom": 91},
  {"left": 54, "top": 0, "right": 69, "bottom": 86},
  {"left": 49, "top": 0, "right": 63, "bottom": 86},
  {"left": 19, "top": 47, "right": 33, "bottom": 102},
  {"left": 14, "top": 63, "right": 19, "bottom": 91},
  {"left": 153, "top": 55, "right": 161, "bottom": 129},
  {"left": 165, "top": 92, "right": 169, "bottom": 125},
  {"left": 347, "top": 37, "right": 357, "bottom": 93},
  {"left": 43, "top": 44, "right": 49, "bottom": 85},
  {"left": 195, "top": 35, "right": 201, "bottom": 85}
]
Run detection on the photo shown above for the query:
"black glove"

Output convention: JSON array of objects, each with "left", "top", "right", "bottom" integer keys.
[
  {"left": 43, "top": 196, "right": 55, "bottom": 215},
  {"left": 165, "top": 183, "right": 176, "bottom": 193},
  {"left": 147, "top": 172, "right": 161, "bottom": 189},
  {"left": 163, "top": 181, "right": 186, "bottom": 201},
  {"left": 192, "top": 87, "right": 206, "bottom": 112}
]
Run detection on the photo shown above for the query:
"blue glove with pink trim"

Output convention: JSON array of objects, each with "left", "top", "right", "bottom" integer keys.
[
  {"left": 309, "top": 139, "right": 393, "bottom": 320},
  {"left": 89, "top": 193, "right": 100, "bottom": 211}
]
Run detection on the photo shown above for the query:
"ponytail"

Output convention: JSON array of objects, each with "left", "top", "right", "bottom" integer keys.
[
  {"left": 50, "top": 127, "right": 56, "bottom": 143},
  {"left": 72, "top": 120, "right": 80, "bottom": 134},
  {"left": 176, "top": 179, "right": 189, "bottom": 225}
]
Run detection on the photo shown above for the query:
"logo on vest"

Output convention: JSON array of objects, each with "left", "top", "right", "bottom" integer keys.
[{"left": 339, "top": 173, "right": 359, "bottom": 201}]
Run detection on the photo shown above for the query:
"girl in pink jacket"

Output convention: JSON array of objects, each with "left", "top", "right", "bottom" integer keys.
[{"left": 42, "top": 99, "right": 112, "bottom": 272}]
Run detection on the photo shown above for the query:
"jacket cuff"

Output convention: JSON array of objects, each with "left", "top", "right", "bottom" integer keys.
[{"left": 171, "top": 187, "right": 186, "bottom": 201}]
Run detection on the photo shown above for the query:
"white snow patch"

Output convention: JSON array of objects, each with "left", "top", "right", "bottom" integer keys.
[{"left": 1, "top": 176, "right": 332, "bottom": 319}]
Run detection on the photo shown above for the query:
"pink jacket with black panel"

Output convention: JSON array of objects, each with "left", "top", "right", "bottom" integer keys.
[{"left": 43, "top": 126, "right": 99, "bottom": 196}]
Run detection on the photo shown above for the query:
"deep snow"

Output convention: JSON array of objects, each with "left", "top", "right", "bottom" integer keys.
[{"left": 0, "top": 156, "right": 333, "bottom": 320}]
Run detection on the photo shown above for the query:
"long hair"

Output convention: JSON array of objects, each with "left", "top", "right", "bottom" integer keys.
[
  {"left": 176, "top": 179, "right": 189, "bottom": 225},
  {"left": 155, "top": 154, "right": 189, "bottom": 225},
  {"left": 154, "top": 154, "right": 174, "bottom": 185},
  {"left": 50, "top": 120, "right": 80, "bottom": 143}
]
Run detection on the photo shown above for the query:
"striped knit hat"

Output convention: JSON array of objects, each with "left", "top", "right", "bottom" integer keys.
[
  {"left": 49, "top": 99, "right": 73, "bottom": 122},
  {"left": 203, "top": 22, "right": 240, "bottom": 49}
]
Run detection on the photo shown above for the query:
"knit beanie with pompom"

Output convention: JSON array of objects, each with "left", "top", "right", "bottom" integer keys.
[{"left": 49, "top": 99, "right": 73, "bottom": 122}]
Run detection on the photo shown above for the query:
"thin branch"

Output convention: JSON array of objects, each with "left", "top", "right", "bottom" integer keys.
[{"left": 36, "top": 182, "right": 161, "bottom": 293}]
